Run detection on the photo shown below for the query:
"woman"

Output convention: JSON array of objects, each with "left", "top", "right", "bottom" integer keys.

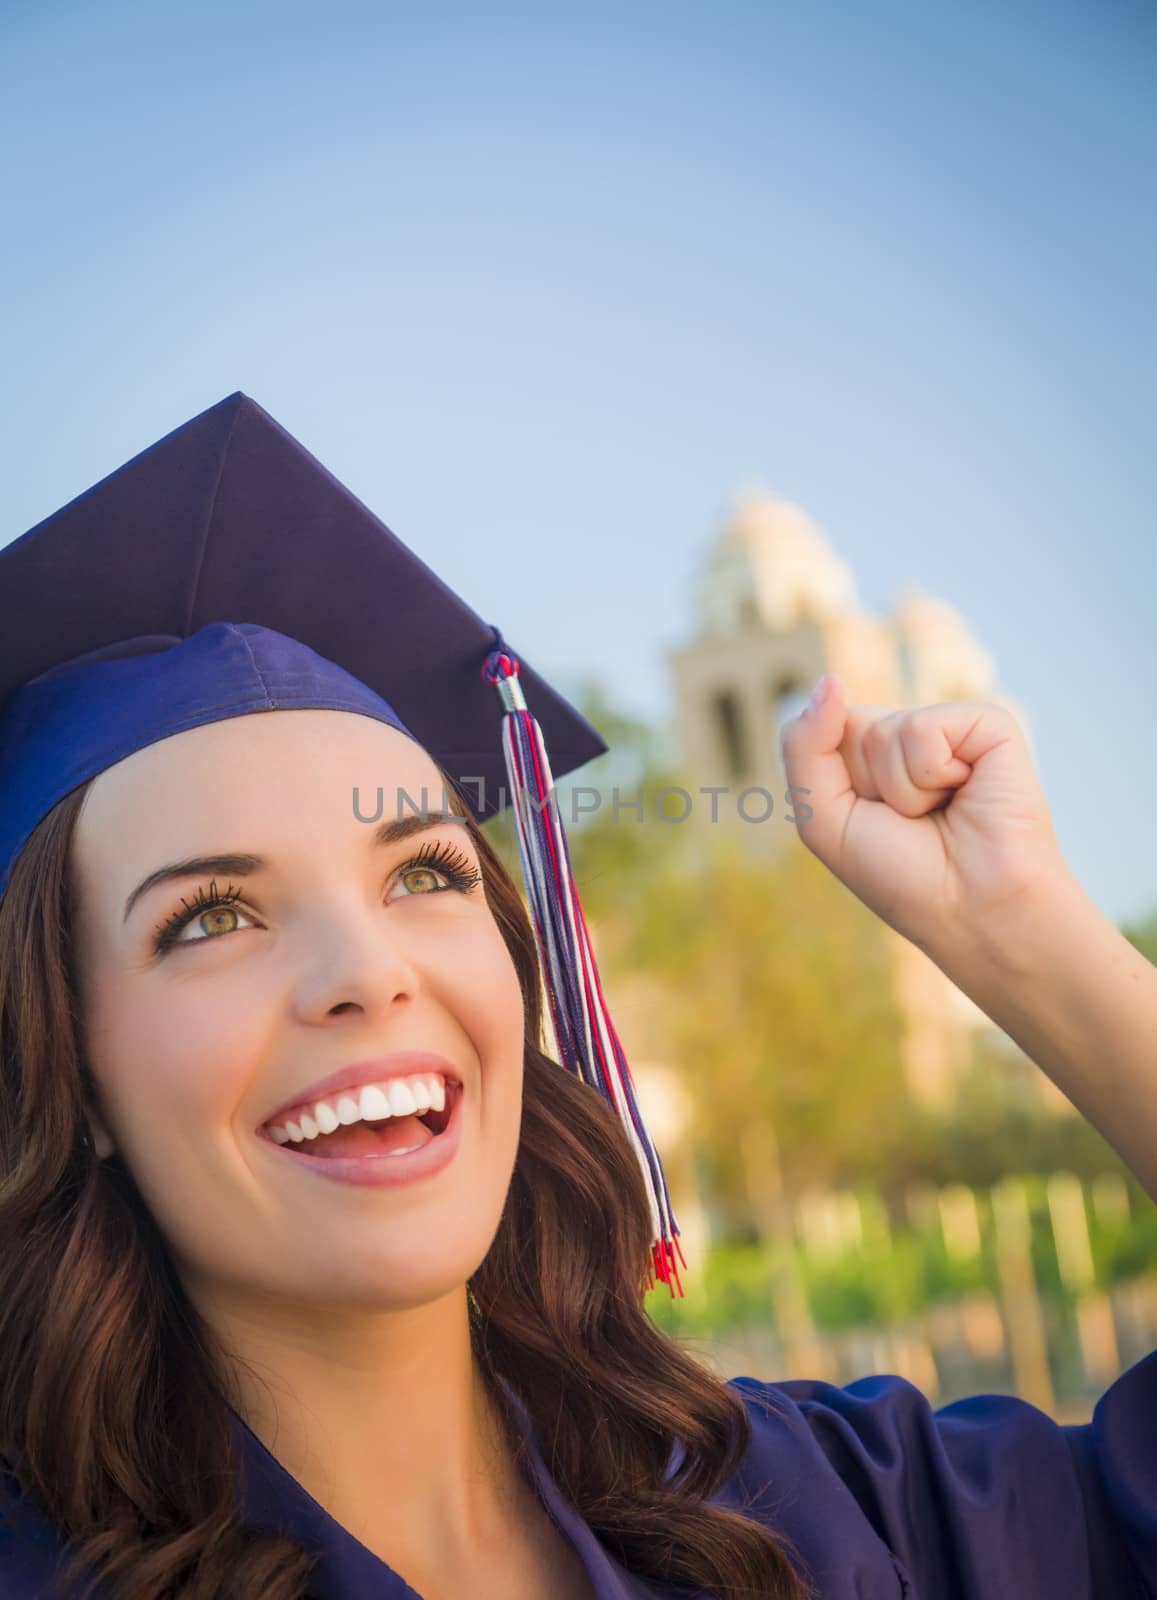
[{"left": 0, "top": 394, "right": 1153, "bottom": 1599}]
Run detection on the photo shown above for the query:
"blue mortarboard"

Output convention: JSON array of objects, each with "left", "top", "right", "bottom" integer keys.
[{"left": 0, "top": 392, "right": 682, "bottom": 1292}]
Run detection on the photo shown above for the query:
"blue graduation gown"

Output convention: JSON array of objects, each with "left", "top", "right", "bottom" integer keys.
[{"left": 2, "top": 1350, "right": 1154, "bottom": 1597}]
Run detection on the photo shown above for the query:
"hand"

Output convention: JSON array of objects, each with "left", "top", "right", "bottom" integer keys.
[{"left": 779, "top": 674, "right": 1070, "bottom": 963}]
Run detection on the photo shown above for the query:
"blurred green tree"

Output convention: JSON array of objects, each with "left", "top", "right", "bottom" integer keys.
[
  {"left": 481, "top": 678, "right": 1155, "bottom": 1238},
  {"left": 1121, "top": 912, "right": 1157, "bottom": 967},
  {"left": 513, "top": 684, "right": 912, "bottom": 1208}
]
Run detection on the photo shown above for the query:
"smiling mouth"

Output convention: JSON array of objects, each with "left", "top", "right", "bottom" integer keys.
[{"left": 264, "top": 1084, "right": 459, "bottom": 1160}]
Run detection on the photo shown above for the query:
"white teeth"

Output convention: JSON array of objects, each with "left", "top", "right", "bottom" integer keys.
[
  {"left": 314, "top": 1102, "right": 340, "bottom": 1135},
  {"left": 266, "top": 1071, "right": 454, "bottom": 1146},
  {"left": 387, "top": 1080, "right": 418, "bottom": 1117},
  {"left": 358, "top": 1084, "right": 391, "bottom": 1122}
]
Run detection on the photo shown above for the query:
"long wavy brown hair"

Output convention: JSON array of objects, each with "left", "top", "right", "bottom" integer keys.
[{"left": 0, "top": 772, "right": 813, "bottom": 1600}]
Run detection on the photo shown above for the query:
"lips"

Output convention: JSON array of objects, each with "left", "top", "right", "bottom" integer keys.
[
  {"left": 270, "top": 1083, "right": 458, "bottom": 1158},
  {"left": 259, "top": 1078, "right": 465, "bottom": 1189},
  {"left": 257, "top": 1051, "right": 463, "bottom": 1137}
]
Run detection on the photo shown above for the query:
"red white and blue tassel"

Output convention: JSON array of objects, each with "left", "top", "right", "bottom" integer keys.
[{"left": 482, "top": 648, "right": 686, "bottom": 1297}]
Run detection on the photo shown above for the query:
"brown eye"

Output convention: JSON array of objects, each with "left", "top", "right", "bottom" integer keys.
[
  {"left": 153, "top": 881, "right": 255, "bottom": 954},
  {"left": 394, "top": 866, "right": 450, "bottom": 897},
  {"left": 174, "top": 904, "right": 253, "bottom": 944},
  {"left": 386, "top": 840, "right": 483, "bottom": 903}
]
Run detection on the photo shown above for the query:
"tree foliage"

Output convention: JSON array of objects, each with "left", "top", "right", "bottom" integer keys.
[{"left": 483, "top": 680, "right": 1155, "bottom": 1239}]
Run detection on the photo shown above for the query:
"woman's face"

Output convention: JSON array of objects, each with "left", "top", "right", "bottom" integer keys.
[{"left": 69, "top": 709, "right": 526, "bottom": 1318}]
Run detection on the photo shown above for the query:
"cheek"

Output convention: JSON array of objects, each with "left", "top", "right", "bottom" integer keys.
[
  {"left": 436, "top": 924, "right": 527, "bottom": 1151},
  {"left": 83, "top": 969, "right": 263, "bottom": 1161},
  {"left": 457, "top": 926, "right": 527, "bottom": 1067}
]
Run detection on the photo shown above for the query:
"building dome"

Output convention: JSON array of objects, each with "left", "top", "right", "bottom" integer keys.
[
  {"left": 892, "top": 585, "right": 996, "bottom": 699},
  {"left": 699, "top": 486, "right": 859, "bottom": 635}
]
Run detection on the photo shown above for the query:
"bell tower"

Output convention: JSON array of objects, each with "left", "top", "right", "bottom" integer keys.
[
  {"left": 671, "top": 487, "right": 909, "bottom": 855},
  {"left": 668, "top": 486, "right": 1031, "bottom": 1107}
]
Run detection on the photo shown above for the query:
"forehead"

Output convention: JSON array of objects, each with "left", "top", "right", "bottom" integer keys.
[{"left": 73, "top": 710, "right": 450, "bottom": 882}]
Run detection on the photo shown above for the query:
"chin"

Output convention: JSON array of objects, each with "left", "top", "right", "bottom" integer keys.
[{"left": 311, "top": 1222, "right": 504, "bottom": 1313}]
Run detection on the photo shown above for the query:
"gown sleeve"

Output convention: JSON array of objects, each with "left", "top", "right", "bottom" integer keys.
[
  {"left": 721, "top": 1348, "right": 1157, "bottom": 1599},
  {"left": 0, "top": 1461, "right": 76, "bottom": 1599}
]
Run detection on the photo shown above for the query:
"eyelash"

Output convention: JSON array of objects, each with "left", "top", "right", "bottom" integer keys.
[{"left": 150, "top": 841, "right": 484, "bottom": 955}]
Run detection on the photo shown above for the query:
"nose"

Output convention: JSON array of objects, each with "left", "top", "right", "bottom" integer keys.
[{"left": 289, "top": 895, "right": 422, "bottom": 1024}]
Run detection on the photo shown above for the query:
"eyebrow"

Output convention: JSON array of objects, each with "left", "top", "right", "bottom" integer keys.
[{"left": 121, "top": 811, "right": 466, "bottom": 924}]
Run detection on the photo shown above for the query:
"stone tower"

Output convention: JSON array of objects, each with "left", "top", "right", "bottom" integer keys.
[{"left": 669, "top": 486, "right": 1031, "bottom": 1107}]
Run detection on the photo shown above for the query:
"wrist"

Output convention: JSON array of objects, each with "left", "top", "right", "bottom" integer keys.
[
  {"left": 906, "top": 853, "right": 1157, "bottom": 1206},
  {"left": 927, "top": 858, "right": 1095, "bottom": 1000}
]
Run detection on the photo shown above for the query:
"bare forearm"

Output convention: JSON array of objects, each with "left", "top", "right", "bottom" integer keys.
[{"left": 927, "top": 867, "right": 1157, "bottom": 1206}]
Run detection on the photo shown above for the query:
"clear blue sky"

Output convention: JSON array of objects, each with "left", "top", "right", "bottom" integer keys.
[{"left": 3, "top": 0, "right": 1155, "bottom": 926}]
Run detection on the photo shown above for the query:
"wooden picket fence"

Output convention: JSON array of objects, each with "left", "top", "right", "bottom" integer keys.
[{"left": 649, "top": 1171, "right": 1157, "bottom": 1421}]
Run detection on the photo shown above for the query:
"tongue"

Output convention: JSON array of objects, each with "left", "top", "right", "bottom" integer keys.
[{"left": 305, "top": 1116, "right": 435, "bottom": 1159}]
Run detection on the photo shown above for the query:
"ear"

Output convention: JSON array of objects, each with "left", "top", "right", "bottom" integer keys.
[{"left": 85, "top": 1105, "right": 115, "bottom": 1159}]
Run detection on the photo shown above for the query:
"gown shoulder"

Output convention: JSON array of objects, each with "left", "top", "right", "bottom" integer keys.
[
  {"left": 720, "top": 1349, "right": 1157, "bottom": 1598},
  {"left": 0, "top": 1460, "right": 77, "bottom": 1598}
]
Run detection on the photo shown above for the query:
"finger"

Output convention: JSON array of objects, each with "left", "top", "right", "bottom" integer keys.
[
  {"left": 899, "top": 711, "right": 974, "bottom": 805},
  {"left": 779, "top": 673, "right": 858, "bottom": 859},
  {"left": 837, "top": 704, "right": 901, "bottom": 800},
  {"left": 862, "top": 710, "right": 972, "bottom": 817}
]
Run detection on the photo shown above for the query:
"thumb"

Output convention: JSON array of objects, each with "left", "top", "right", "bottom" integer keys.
[{"left": 779, "top": 673, "right": 855, "bottom": 862}]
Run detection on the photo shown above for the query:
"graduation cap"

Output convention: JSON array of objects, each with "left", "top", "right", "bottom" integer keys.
[{"left": 0, "top": 392, "right": 684, "bottom": 1294}]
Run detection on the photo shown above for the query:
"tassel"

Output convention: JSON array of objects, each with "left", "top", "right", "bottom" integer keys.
[{"left": 482, "top": 648, "right": 686, "bottom": 1297}]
